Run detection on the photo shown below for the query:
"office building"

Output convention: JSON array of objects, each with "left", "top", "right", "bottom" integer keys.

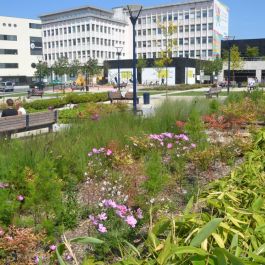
[
  {"left": 0, "top": 16, "right": 42, "bottom": 84},
  {"left": 40, "top": 0, "right": 229, "bottom": 66}
]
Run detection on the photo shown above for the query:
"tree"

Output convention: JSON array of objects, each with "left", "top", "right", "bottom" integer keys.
[
  {"left": 223, "top": 45, "right": 244, "bottom": 81},
  {"left": 82, "top": 58, "right": 101, "bottom": 88},
  {"left": 246, "top": 46, "right": 259, "bottom": 58},
  {"left": 34, "top": 61, "right": 50, "bottom": 81},
  {"left": 154, "top": 21, "right": 177, "bottom": 87},
  {"left": 68, "top": 59, "right": 81, "bottom": 78},
  {"left": 52, "top": 57, "right": 69, "bottom": 82},
  {"left": 200, "top": 57, "right": 223, "bottom": 81}
]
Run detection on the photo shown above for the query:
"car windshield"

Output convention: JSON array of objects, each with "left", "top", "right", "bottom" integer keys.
[{"left": 6, "top": 82, "right": 12, "bottom": 86}]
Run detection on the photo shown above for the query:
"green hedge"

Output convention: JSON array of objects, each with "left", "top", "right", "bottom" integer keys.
[
  {"left": 140, "top": 84, "right": 211, "bottom": 91},
  {"left": 24, "top": 92, "right": 108, "bottom": 111}
]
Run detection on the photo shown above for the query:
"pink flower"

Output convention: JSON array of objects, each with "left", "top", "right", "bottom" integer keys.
[
  {"left": 88, "top": 152, "right": 93, "bottom": 157},
  {"left": 0, "top": 228, "right": 4, "bottom": 236},
  {"left": 17, "top": 195, "right": 24, "bottom": 202},
  {"left": 5, "top": 236, "right": 13, "bottom": 240},
  {"left": 167, "top": 143, "right": 173, "bottom": 149},
  {"left": 191, "top": 143, "right": 196, "bottom": 148},
  {"left": 106, "top": 149, "right": 113, "bottom": 156},
  {"left": 66, "top": 254, "right": 73, "bottom": 261},
  {"left": 0, "top": 183, "right": 8, "bottom": 189},
  {"left": 125, "top": 215, "right": 137, "bottom": 228},
  {"left": 98, "top": 224, "right": 107, "bottom": 233},
  {"left": 160, "top": 141, "right": 164, "bottom": 146},
  {"left": 116, "top": 205, "right": 127, "bottom": 217},
  {"left": 98, "top": 213, "right": 107, "bottom": 221},
  {"left": 49, "top": 245, "right": 56, "bottom": 251},
  {"left": 136, "top": 208, "right": 143, "bottom": 219},
  {"left": 92, "top": 148, "right": 99, "bottom": 154}
]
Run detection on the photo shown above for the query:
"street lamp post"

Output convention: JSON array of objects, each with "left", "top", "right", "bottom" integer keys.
[
  {"left": 127, "top": 5, "right": 142, "bottom": 114},
  {"left": 115, "top": 47, "right": 123, "bottom": 91},
  {"left": 224, "top": 36, "right": 235, "bottom": 94}
]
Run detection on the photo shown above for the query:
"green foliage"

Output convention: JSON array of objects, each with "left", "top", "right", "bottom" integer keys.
[
  {"left": 201, "top": 57, "right": 223, "bottom": 76},
  {"left": 34, "top": 61, "right": 50, "bottom": 79},
  {"left": 246, "top": 46, "right": 259, "bottom": 58},
  {"left": 144, "top": 152, "right": 168, "bottom": 196},
  {"left": 184, "top": 109, "right": 208, "bottom": 150},
  {"left": 52, "top": 57, "right": 69, "bottom": 80},
  {"left": 24, "top": 92, "right": 108, "bottom": 111}
]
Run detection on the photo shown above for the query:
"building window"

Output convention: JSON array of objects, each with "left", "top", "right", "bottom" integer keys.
[
  {"left": 14, "top": 24, "right": 17, "bottom": 27},
  {"left": 168, "top": 14, "right": 172, "bottom": 21},
  {"left": 202, "top": 24, "right": 207, "bottom": 31},
  {"left": 196, "top": 50, "right": 200, "bottom": 57},
  {"left": 190, "top": 25, "right": 195, "bottom": 32},
  {"left": 87, "top": 24, "right": 90, "bottom": 31},
  {"left": 143, "top": 41, "right": 146, "bottom": 47},
  {"left": 64, "top": 27, "right": 67, "bottom": 34},
  {"left": 152, "top": 28, "right": 156, "bottom": 35},
  {"left": 59, "top": 28, "right": 62, "bottom": 35},
  {"left": 202, "top": 50, "right": 207, "bottom": 57},
  {"left": 185, "top": 13, "right": 189, "bottom": 20},
  {"left": 82, "top": 25, "right": 85, "bottom": 32},
  {"left": 190, "top": 50, "right": 195, "bottom": 57},
  {"left": 173, "top": 14, "right": 178, "bottom": 21},
  {"left": 208, "top": 36, "right": 213, "bottom": 43},
  {"left": 179, "top": 13, "right": 183, "bottom": 20},
  {"left": 152, "top": 16, "right": 156, "bottom": 23},
  {"left": 185, "top": 51, "right": 189, "bottom": 57},
  {"left": 29, "top": 23, "right": 41, "bottom": 29},
  {"left": 0, "top": 63, "right": 18, "bottom": 68},
  {"left": 138, "top": 30, "right": 141, "bottom": 36},
  {"left": 138, "top": 18, "right": 141, "bottom": 24},
  {"left": 51, "top": 29, "right": 54, "bottom": 36},
  {"left": 148, "top": 29, "right": 151, "bottom": 35},
  {"left": 92, "top": 24, "right": 95, "bottom": 31},
  {"left": 147, "top": 17, "right": 151, "bottom": 23},
  {"left": 208, "top": 23, "right": 213, "bottom": 30},
  {"left": 184, "top": 38, "right": 189, "bottom": 45},
  {"left": 208, "top": 49, "right": 213, "bottom": 57},
  {"left": 196, "top": 37, "right": 201, "bottom": 44},
  {"left": 179, "top": 38, "right": 183, "bottom": 45},
  {"left": 138, "top": 41, "right": 141, "bottom": 48},
  {"left": 68, "top": 27, "right": 71, "bottom": 34},
  {"left": 77, "top": 25, "right": 80, "bottom": 32},
  {"left": 73, "top": 39, "right": 76, "bottom": 46},
  {"left": 196, "top": 24, "right": 201, "bottom": 31},
  {"left": 185, "top": 25, "right": 189, "bottom": 32},
  {"left": 96, "top": 25, "right": 99, "bottom": 32},
  {"left": 190, "top": 11, "right": 195, "bottom": 19},
  {"left": 0, "top": 34, "right": 17, "bottom": 41},
  {"left": 179, "top": 51, "right": 183, "bottom": 57},
  {"left": 196, "top": 10, "right": 201, "bottom": 18},
  {"left": 56, "top": 29, "right": 58, "bottom": 35},
  {"left": 143, "top": 29, "right": 146, "bottom": 36},
  {"left": 44, "top": 31, "right": 46, "bottom": 37},
  {"left": 0, "top": 49, "right": 18, "bottom": 55},
  {"left": 202, "top": 37, "right": 207, "bottom": 44},
  {"left": 179, "top": 26, "right": 183, "bottom": 33},
  {"left": 190, "top": 37, "right": 195, "bottom": 44},
  {"left": 209, "top": 9, "right": 213, "bottom": 17},
  {"left": 202, "top": 10, "right": 207, "bottom": 18}
]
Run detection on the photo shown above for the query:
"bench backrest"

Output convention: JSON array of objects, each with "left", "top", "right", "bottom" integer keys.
[
  {"left": 124, "top": 92, "right": 133, "bottom": 99},
  {"left": 108, "top": 91, "right": 122, "bottom": 99},
  {"left": 0, "top": 111, "right": 57, "bottom": 133},
  {"left": 209, "top": 87, "right": 222, "bottom": 93}
]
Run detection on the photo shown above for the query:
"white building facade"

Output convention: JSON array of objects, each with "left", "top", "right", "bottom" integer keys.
[
  {"left": 40, "top": 6, "right": 129, "bottom": 66},
  {"left": 135, "top": 0, "right": 229, "bottom": 60},
  {"left": 0, "top": 16, "right": 42, "bottom": 84},
  {"left": 40, "top": 0, "right": 228, "bottom": 67}
]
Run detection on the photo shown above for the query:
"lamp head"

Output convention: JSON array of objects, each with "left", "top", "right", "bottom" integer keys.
[{"left": 127, "top": 5, "right": 142, "bottom": 22}]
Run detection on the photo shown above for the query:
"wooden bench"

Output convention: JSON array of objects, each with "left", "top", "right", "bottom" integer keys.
[
  {"left": 113, "top": 82, "right": 127, "bottom": 89},
  {"left": 205, "top": 87, "right": 222, "bottom": 98},
  {"left": 27, "top": 88, "right": 44, "bottom": 98},
  {"left": 0, "top": 111, "right": 58, "bottom": 138},
  {"left": 108, "top": 91, "right": 139, "bottom": 103}
]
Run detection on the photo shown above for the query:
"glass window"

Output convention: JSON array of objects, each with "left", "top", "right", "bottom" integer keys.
[
  {"left": 173, "top": 14, "right": 178, "bottom": 21},
  {"left": 138, "top": 30, "right": 141, "bottom": 36},
  {"left": 87, "top": 24, "right": 90, "bottom": 31},
  {"left": 208, "top": 23, "right": 213, "bottom": 30},
  {"left": 0, "top": 34, "right": 17, "bottom": 41},
  {"left": 55, "top": 29, "right": 58, "bottom": 35},
  {"left": 190, "top": 25, "right": 195, "bottom": 32},
  {"left": 51, "top": 29, "right": 54, "bottom": 36},
  {"left": 184, "top": 38, "right": 189, "bottom": 45},
  {"left": 143, "top": 29, "right": 146, "bottom": 36},
  {"left": 82, "top": 25, "right": 85, "bottom": 32},
  {"left": 64, "top": 27, "right": 67, "bottom": 34},
  {"left": 208, "top": 50, "right": 213, "bottom": 57},
  {"left": 163, "top": 15, "right": 167, "bottom": 22},
  {"left": 202, "top": 10, "right": 207, "bottom": 18},
  {"left": 168, "top": 14, "right": 172, "bottom": 21},
  {"left": 179, "top": 51, "right": 183, "bottom": 57},
  {"left": 158, "top": 28, "right": 162, "bottom": 34},
  {"left": 208, "top": 36, "right": 213, "bottom": 43},
  {"left": 152, "top": 16, "right": 156, "bottom": 23},
  {"left": 185, "top": 13, "right": 189, "bottom": 20},
  {"left": 179, "top": 38, "right": 183, "bottom": 45},
  {"left": 185, "top": 51, "right": 189, "bottom": 57},
  {"left": 179, "top": 26, "right": 183, "bottom": 33},
  {"left": 209, "top": 9, "right": 213, "bottom": 17},
  {"left": 148, "top": 29, "right": 151, "bottom": 35},
  {"left": 202, "top": 50, "right": 207, "bottom": 57},
  {"left": 196, "top": 37, "right": 201, "bottom": 44},
  {"left": 68, "top": 27, "right": 71, "bottom": 34},
  {"left": 190, "top": 37, "right": 195, "bottom": 44},
  {"left": 29, "top": 23, "right": 41, "bottom": 29},
  {"left": 179, "top": 13, "right": 183, "bottom": 20},
  {"left": 202, "top": 37, "right": 207, "bottom": 44},
  {"left": 142, "top": 18, "right": 146, "bottom": 24},
  {"left": 152, "top": 28, "right": 156, "bottom": 35},
  {"left": 190, "top": 12, "right": 195, "bottom": 19},
  {"left": 138, "top": 18, "right": 141, "bottom": 24},
  {"left": 185, "top": 25, "right": 189, "bottom": 32},
  {"left": 138, "top": 41, "right": 141, "bottom": 48},
  {"left": 196, "top": 50, "right": 200, "bottom": 57},
  {"left": 196, "top": 24, "right": 201, "bottom": 31},
  {"left": 147, "top": 40, "right": 151, "bottom": 47},
  {"left": 196, "top": 11, "right": 201, "bottom": 18},
  {"left": 202, "top": 24, "right": 207, "bottom": 31},
  {"left": 147, "top": 17, "right": 151, "bottom": 24},
  {"left": 190, "top": 50, "right": 195, "bottom": 57},
  {"left": 143, "top": 41, "right": 146, "bottom": 47}
]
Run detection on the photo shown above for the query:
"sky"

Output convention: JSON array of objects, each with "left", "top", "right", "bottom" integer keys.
[{"left": 0, "top": 0, "right": 264, "bottom": 40}]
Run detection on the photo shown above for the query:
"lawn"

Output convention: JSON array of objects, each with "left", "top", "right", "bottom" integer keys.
[
  {"left": 1, "top": 91, "right": 265, "bottom": 264},
  {"left": 168, "top": 90, "right": 242, "bottom": 97}
]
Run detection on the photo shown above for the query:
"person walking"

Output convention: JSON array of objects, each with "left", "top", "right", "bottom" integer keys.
[{"left": 1, "top": 99, "right": 18, "bottom": 117}]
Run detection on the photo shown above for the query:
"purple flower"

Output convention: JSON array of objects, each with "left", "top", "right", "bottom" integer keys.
[
  {"left": 98, "top": 213, "right": 107, "bottom": 221},
  {"left": 98, "top": 224, "right": 107, "bottom": 233},
  {"left": 49, "top": 245, "right": 56, "bottom": 251},
  {"left": 106, "top": 149, "right": 113, "bottom": 156},
  {"left": 167, "top": 143, "right": 173, "bottom": 149},
  {"left": 92, "top": 148, "right": 99, "bottom": 154},
  {"left": 17, "top": 195, "right": 24, "bottom": 202},
  {"left": 0, "top": 183, "right": 8, "bottom": 189},
  {"left": 136, "top": 208, "right": 143, "bottom": 219},
  {"left": 34, "top": 256, "right": 39, "bottom": 264},
  {"left": 191, "top": 143, "right": 196, "bottom": 148},
  {"left": 116, "top": 205, "right": 128, "bottom": 217},
  {"left": 66, "top": 254, "right": 73, "bottom": 261},
  {"left": 89, "top": 215, "right": 99, "bottom": 225},
  {"left": 88, "top": 152, "right": 93, "bottom": 157},
  {"left": 163, "top": 132, "right": 173, "bottom": 138},
  {"left": 103, "top": 199, "right": 117, "bottom": 208},
  {"left": 125, "top": 215, "right": 137, "bottom": 228}
]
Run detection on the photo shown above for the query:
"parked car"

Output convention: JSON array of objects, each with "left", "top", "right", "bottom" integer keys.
[
  {"left": 29, "top": 81, "right": 45, "bottom": 90},
  {"left": 0, "top": 81, "right": 14, "bottom": 92}
]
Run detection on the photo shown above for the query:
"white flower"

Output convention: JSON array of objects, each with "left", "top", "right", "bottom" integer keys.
[
  {"left": 150, "top": 198, "right": 155, "bottom": 204},
  {"left": 117, "top": 191, "right": 121, "bottom": 196},
  {"left": 98, "top": 202, "right": 103, "bottom": 207},
  {"left": 101, "top": 187, "right": 105, "bottom": 191},
  {"left": 124, "top": 195, "right": 128, "bottom": 202}
]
